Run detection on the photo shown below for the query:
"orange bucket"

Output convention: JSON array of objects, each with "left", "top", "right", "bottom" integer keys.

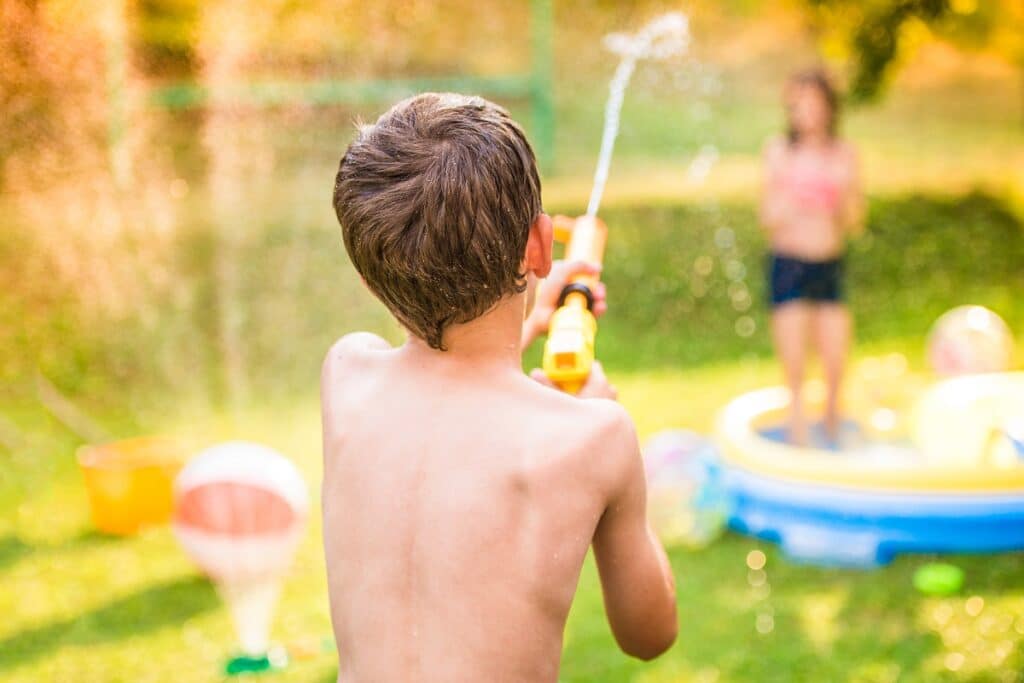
[{"left": 77, "top": 436, "right": 192, "bottom": 535}]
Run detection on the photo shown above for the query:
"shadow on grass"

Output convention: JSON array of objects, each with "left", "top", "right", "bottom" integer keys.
[
  {"left": 0, "top": 575, "right": 217, "bottom": 672},
  {"left": 0, "top": 535, "right": 31, "bottom": 571},
  {"left": 561, "top": 533, "right": 955, "bottom": 682},
  {"left": 0, "top": 530, "right": 122, "bottom": 572},
  {"left": 665, "top": 540, "right": 1022, "bottom": 682}
]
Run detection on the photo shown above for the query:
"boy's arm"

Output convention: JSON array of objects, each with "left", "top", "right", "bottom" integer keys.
[
  {"left": 591, "top": 406, "right": 678, "bottom": 660},
  {"left": 530, "top": 360, "right": 617, "bottom": 400}
]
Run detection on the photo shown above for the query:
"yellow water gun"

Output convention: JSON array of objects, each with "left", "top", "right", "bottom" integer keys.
[{"left": 542, "top": 215, "right": 608, "bottom": 394}]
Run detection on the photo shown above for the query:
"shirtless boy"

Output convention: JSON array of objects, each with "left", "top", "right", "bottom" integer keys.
[{"left": 323, "top": 92, "right": 677, "bottom": 682}]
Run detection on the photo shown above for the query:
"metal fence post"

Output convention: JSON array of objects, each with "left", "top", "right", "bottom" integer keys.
[{"left": 531, "top": 0, "right": 554, "bottom": 175}]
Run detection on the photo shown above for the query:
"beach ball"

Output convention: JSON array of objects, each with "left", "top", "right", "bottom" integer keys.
[
  {"left": 927, "top": 306, "right": 1013, "bottom": 377},
  {"left": 912, "top": 373, "right": 1024, "bottom": 466},
  {"left": 173, "top": 441, "right": 309, "bottom": 660},
  {"left": 643, "top": 430, "right": 730, "bottom": 547}
]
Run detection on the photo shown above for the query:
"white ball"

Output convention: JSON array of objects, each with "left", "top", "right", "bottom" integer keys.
[{"left": 643, "top": 430, "right": 729, "bottom": 547}]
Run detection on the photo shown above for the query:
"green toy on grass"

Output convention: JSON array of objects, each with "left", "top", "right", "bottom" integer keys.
[{"left": 913, "top": 563, "right": 964, "bottom": 596}]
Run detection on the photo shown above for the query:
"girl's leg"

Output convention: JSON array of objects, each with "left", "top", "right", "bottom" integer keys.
[
  {"left": 812, "top": 303, "right": 851, "bottom": 441},
  {"left": 772, "top": 301, "right": 811, "bottom": 445}
]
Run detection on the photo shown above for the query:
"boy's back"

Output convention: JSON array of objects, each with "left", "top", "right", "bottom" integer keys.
[{"left": 326, "top": 93, "right": 676, "bottom": 682}]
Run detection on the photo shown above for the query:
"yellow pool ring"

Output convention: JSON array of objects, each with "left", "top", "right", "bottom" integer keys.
[{"left": 716, "top": 374, "right": 1024, "bottom": 494}]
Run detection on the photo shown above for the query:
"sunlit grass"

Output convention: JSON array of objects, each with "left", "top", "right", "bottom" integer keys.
[
  {"left": 4, "top": 187, "right": 1024, "bottom": 679},
  {"left": 2, "top": 343, "right": 1024, "bottom": 681},
  {"left": 2, "top": 51, "right": 1024, "bottom": 682}
]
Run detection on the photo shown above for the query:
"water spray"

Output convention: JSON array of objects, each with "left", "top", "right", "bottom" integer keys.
[
  {"left": 542, "top": 13, "right": 689, "bottom": 393},
  {"left": 587, "top": 12, "right": 689, "bottom": 217}
]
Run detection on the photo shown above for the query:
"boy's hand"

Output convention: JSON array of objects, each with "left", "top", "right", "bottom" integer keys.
[
  {"left": 523, "top": 260, "right": 607, "bottom": 347},
  {"left": 530, "top": 361, "right": 618, "bottom": 400}
]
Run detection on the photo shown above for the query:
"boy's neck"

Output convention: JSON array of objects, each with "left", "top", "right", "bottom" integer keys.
[{"left": 401, "top": 294, "right": 526, "bottom": 372}]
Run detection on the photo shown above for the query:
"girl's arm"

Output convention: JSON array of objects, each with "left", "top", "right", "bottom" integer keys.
[
  {"left": 760, "top": 138, "right": 791, "bottom": 233},
  {"left": 840, "top": 145, "right": 865, "bottom": 236}
]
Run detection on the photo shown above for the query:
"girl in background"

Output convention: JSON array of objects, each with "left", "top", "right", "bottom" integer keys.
[{"left": 761, "top": 69, "right": 864, "bottom": 445}]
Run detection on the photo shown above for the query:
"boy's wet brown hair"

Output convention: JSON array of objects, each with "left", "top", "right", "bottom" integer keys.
[
  {"left": 333, "top": 93, "right": 542, "bottom": 350},
  {"left": 786, "top": 68, "right": 839, "bottom": 145}
]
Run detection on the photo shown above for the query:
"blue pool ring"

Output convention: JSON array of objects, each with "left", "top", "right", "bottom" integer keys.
[{"left": 727, "top": 466, "right": 1024, "bottom": 568}]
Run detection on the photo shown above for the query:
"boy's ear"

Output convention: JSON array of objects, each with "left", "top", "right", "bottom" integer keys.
[{"left": 524, "top": 212, "right": 553, "bottom": 279}]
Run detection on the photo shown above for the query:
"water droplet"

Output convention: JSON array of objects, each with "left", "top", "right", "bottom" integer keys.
[
  {"left": 714, "top": 227, "right": 735, "bottom": 250},
  {"left": 691, "top": 101, "right": 711, "bottom": 122},
  {"left": 701, "top": 74, "right": 722, "bottom": 96},
  {"left": 732, "top": 297, "right": 751, "bottom": 313},
  {"left": 725, "top": 260, "right": 746, "bottom": 282},
  {"left": 730, "top": 284, "right": 751, "bottom": 312},
  {"left": 870, "top": 408, "right": 898, "bottom": 433},
  {"left": 995, "top": 613, "right": 1014, "bottom": 633},
  {"left": 694, "top": 667, "right": 720, "bottom": 683},
  {"left": 747, "top": 569, "right": 767, "bottom": 587},
  {"left": 883, "top": 353, "right": 908, "bottom": 376},
  {"left": 694, "top": 255, "right": 713, "bottom": 276},
  {"left": 735, "top": 316, "right": 756, "bottom": 337},
  {"left": 268, "top": 646, "right": 289, "bottom": 668},
  {"left": 755, "top": 612, "right": 775, "bottom": 634},
  {"left": 965, "top": 595, "right": 984, "bottom": 617},
  {"left": 746, "top": 549, "right": 766, "bottom": 570}
]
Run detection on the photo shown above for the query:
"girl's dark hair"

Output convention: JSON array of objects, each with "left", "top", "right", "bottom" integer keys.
[{"left": 786, "top": 68, "right": 839, "bottom": 145}]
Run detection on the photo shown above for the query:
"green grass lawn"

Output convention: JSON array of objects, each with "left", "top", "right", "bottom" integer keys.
[
  {"left": 3, "top": 41, "right": 1024, "bottom": 680},
  {"left": 2, "top": 359, "right": 1024, "bottom": 683},
  {"left": 3, "top": 187, "right": 1024, "bottom": 681},
  {"left": 4, "top": 3, "right": 1024, "bottom": 679}
]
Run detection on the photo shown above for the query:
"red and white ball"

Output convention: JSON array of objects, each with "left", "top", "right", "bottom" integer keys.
[{"left": 173, "top": 441, "right": 309, "bottom": 582}]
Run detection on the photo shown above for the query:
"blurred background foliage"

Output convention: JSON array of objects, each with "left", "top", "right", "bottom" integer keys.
[
  {"left": 2, "top": 1, "right": 1024, "bottom": 681},
  {"left": 2, "top": 0, "right": 1023, "bottom": 427},
  {"left": 806, "top": 0, "right": 1024, "bottom": 101}
]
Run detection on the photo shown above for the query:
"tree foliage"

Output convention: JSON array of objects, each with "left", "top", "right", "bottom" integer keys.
[{"left": 806, "top": 0, "right": 1024, "bottom": 102}]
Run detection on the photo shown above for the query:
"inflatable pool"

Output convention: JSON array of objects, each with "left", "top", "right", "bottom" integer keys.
[{"left": 716, "top": 374, "right": 1024, "bottom": 567}]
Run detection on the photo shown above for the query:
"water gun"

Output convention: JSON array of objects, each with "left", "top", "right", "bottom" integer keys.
[{"left": 541, "top": 215, "right": 608, "bottom": 394}]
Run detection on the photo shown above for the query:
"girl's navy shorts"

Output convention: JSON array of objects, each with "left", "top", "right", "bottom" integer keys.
[{"left": 768, "top": 253, "right": 844, "bottom": 307}]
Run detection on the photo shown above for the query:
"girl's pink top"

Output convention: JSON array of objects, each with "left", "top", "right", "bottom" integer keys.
[{"left": 780, "top": 163, "right": 842, "bottom": 213}]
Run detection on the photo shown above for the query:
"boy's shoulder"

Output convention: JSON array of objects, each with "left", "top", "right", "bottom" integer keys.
[
  {"left": 524, "top": 383, "right": 640, "bottom": 482},
  {"left": 321, "top": 332, "right": 393, "bottom": 406},
  {"left": 323, "top": 332, "right": 392, "bottom": 372},
  {"left": 560, "top": 395, "right": 635, "bottom": 446}
]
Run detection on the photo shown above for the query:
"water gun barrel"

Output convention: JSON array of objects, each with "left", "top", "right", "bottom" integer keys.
[{"left": 542, "top": 215, "right": 608, "bottom": 394}]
